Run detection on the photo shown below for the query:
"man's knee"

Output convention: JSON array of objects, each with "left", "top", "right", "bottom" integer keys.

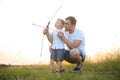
[
  {"left": 70, "top": 48, "right": 80, "bottom": 59},
  {"left": 70, "top": 54, "right": 82, "bottom": 63},
  {"left": 69, "top": 48, "right": 83, "bottom": 63},
  {"left": 70, "top": 48, "right": 80, "bottom": 56}
]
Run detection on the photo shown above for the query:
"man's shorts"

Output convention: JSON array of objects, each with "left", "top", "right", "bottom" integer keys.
[
  {"left": 50, "top": 49, "right": 64, "bottom": 61},
  {"left": 64, "top": 50, "right": 86, "bottom": 64}
]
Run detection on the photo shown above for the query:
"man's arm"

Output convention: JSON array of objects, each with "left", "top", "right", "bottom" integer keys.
[
  {"left": 57, "top": 32, "right": 81, "bottom": 49},
  {"left": 62, "top": 37, "right": 81, "bottom": 49}
]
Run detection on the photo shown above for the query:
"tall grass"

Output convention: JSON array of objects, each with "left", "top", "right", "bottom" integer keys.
[
  {"left": 0, "top": 48, "right": 120, "bottom": 80},
  {"left": 85, "top": 48, "right": 120, "bottom": 78}
]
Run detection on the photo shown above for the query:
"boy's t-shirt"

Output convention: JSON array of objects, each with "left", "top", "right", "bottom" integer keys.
[{"left": 50, "top": 29, "right": 68, "bottom": 49}]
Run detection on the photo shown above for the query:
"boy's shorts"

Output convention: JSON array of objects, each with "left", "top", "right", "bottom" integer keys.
[
  {"left": 50, "top": 49, "right": 64, "bottom": 61},
  {"left": 64, "top": 49, "right": 86, "bottom": 64}
]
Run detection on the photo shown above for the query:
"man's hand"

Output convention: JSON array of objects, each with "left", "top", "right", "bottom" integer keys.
[
  {"left": 57, "top": 32, "right": 64, "bottom": 39},
  {"left": 43, "top": 28, "right": 49, "bottom": 34}
]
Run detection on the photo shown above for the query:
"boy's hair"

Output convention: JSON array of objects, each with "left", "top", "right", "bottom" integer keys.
[
  {"left": 57, "top": 18, "right": 65, "bottom": 25},
  {"left": 65, "top": 16, "right": 77, "bottom": 25}
]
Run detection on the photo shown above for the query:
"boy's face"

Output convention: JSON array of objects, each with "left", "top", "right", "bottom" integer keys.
[{"left": 55, "top": 20, "right": 64, "bottom": 29}]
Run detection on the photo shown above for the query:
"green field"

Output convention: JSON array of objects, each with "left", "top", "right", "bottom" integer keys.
[{"left": 0, "top": 49, "right": 120, "bottom": 80}]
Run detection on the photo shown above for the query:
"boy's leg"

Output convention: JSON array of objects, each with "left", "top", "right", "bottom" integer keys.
[
  {"left": 50, "top": 58, "right": 54, "bottom": 72},
  {"left": 56, "top": 60, "right": 60, "bottom": 71},
  {"left": 50, "top": 49, "right": 56, "bottom": 72},
  {"left": 56, "top": 61, "right": 63, "bottom": 72},
  {"left": 56, "top": 49, "right": 64, "bottom": 72}
]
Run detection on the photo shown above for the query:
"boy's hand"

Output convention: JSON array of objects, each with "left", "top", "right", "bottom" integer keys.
[
  {"left": 57, "top": 32, "right": 64, "bottom": 39},
  {"left": 43, "top": 28, "right": 49, "bottom": 34}
]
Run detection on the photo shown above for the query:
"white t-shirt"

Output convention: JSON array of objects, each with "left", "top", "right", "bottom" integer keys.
[
  {"left": 67, "top": 29, "right": 86, "bottom": 55},
  {"left": 50, "top": 29, "right": 68, "bottom": 49}
]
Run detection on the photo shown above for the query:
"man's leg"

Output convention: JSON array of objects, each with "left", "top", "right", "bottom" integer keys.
[{"left": 70, "top": 49, "right": 83, "bottom": 72}]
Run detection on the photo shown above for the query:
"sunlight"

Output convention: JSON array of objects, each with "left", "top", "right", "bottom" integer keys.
[{"left": 86, "top": 48, "right": 120, "bottom": 63}]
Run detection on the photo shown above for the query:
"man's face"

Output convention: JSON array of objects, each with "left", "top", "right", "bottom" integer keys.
[{"left": 64, "top": 19, "right": 73, "bottom": 31}]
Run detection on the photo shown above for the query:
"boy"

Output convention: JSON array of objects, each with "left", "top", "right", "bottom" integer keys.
[{"left": 43, "top": 19, "right": 67, "bottom": 72}]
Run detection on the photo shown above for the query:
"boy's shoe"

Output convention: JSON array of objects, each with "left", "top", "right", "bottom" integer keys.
[
  {"left": 56, "top": 69, "right": 65, "bottom": 73},
  {"left": 72, "top": 64, "right": 82, "bottom": 73},
  {"left": 50, "top": 69, "right": 54, "bottom": 72},
  {"left": 60, "top": 69, "right": 65, "bottom": 72}
]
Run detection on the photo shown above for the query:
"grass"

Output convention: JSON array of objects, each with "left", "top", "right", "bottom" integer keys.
[{"left": 0, "top": 48, "right": 120, "bottom": 80}]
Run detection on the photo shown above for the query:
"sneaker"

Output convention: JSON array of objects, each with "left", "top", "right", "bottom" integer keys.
[{"left": 72, "top": 64, "right": 82, "bottom": 73}]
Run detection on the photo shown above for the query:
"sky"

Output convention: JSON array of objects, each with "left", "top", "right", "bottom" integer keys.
[{"left": 0, "top": 0, "right": 120, "bottom": 65}]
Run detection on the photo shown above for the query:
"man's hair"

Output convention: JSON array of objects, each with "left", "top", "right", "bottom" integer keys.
[
  {"left": 65, "top": 16, "right": 77, "bottom": 25},
  {"left": 57, "top": 18, "right": 65, "bottom": 25}
]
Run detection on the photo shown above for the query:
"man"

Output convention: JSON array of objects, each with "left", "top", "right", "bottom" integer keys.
[{"left": 57, "top": 16, "right": 86, "bottom": 72}]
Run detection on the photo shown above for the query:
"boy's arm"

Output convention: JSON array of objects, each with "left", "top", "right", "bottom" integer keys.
[
  {"left": 46, "top": 32, "right": 53, "bottom": 44},
  {"left": 43, "top": 28, "right": 53, "bottom": 43}
]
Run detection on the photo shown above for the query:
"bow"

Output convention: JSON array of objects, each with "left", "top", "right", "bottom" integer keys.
[{"left": 40, "top": 6, "right": 62, "bottom": 57}]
